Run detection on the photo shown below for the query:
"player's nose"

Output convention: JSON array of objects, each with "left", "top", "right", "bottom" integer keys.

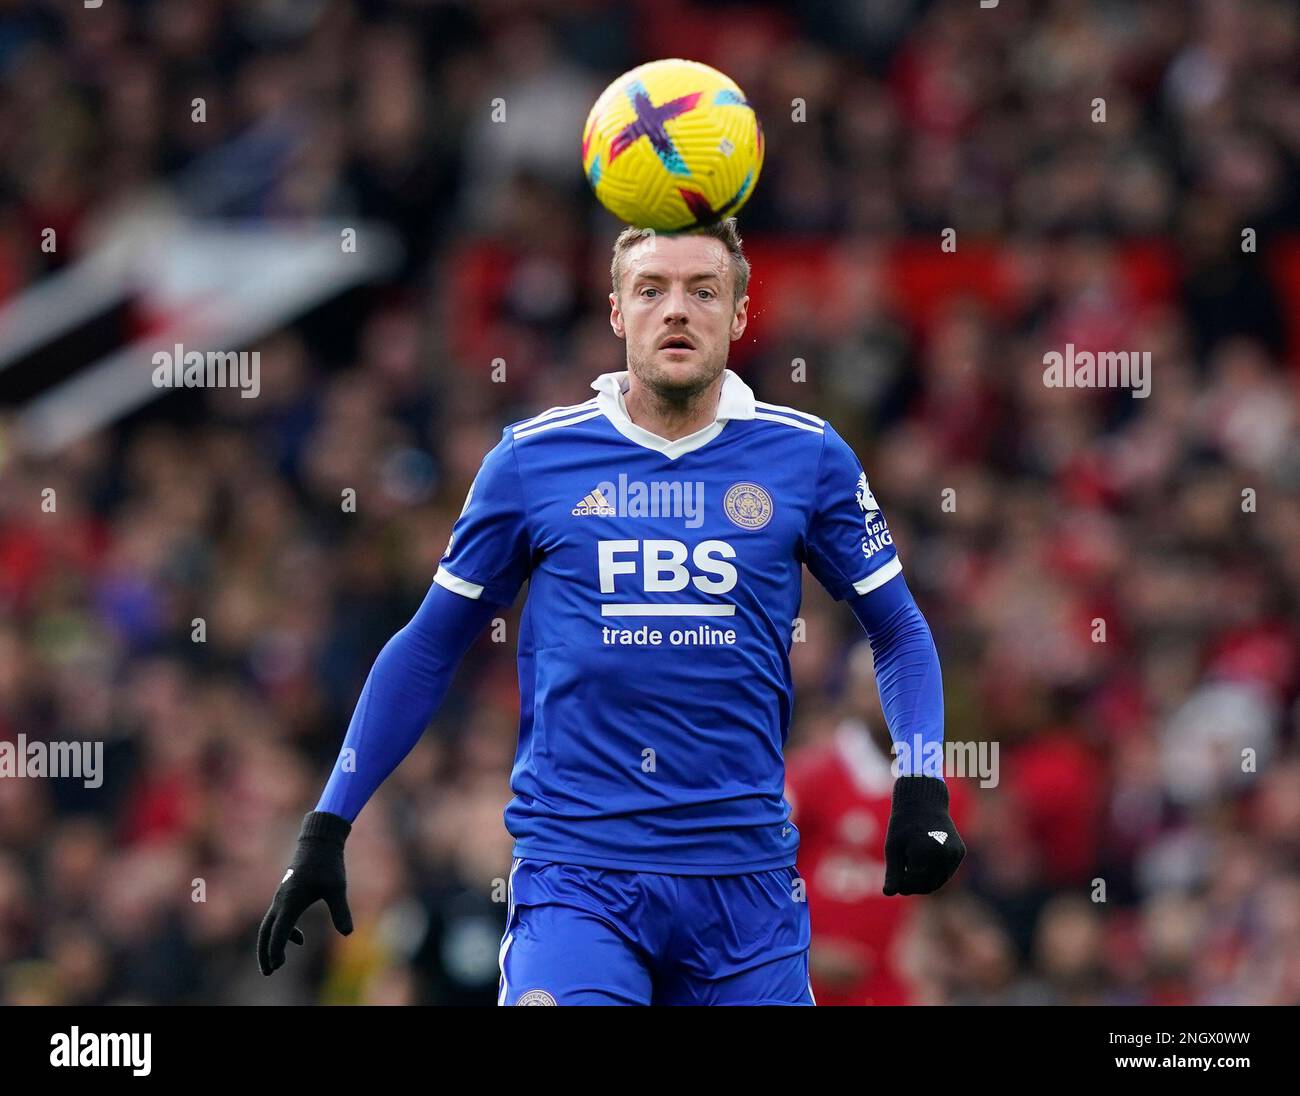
[{"left": 661, "top": 286, "right": 690, "bottom": 321}]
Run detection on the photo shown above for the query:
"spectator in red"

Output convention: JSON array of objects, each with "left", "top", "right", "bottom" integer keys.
[{"left": 789, "top": 640, "right": 971, "bottom": 1005}]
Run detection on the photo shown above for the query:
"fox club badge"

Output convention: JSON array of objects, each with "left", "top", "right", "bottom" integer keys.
[{"left": 724, "top": 482, "right": 773, "bottom": 530}]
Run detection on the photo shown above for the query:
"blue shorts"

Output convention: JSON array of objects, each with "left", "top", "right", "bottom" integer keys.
[{"left": 497, "top": 858, "right": 813, "bottom": 1006}]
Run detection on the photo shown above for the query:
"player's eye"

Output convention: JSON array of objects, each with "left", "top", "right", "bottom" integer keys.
[
  {"left": 640, "top": 287, "right": 659, "bottom": 299},
  {"left": 696, "top": 288, "right": 715, "bottom": 300}
]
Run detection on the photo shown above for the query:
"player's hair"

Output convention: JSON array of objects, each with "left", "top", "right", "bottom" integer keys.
[{"left": 610, "top": 217, "right": 751, "bottom": 305}]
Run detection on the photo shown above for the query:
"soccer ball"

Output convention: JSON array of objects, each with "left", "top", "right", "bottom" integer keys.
[{"left": 581, "top": 58, "right": 764, "bottom": 232}]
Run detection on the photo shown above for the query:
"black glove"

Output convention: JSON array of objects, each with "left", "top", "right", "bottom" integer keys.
[
  {"left": 258, "top": 810, "right": 354, "bottom": 975},
  {"left": 882, "top": 776, "right": 965, "bottom": 896}
]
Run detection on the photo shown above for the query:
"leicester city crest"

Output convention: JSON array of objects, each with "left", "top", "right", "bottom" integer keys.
[
  {"left": 516, "top": 989, "right": 557, "bottom": 1005},
  {"left": 724, "top": 482, "right": 773, "bottom": 530}
]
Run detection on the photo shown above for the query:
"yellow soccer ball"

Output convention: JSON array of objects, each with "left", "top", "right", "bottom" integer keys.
[{"left": 581, "top": 58, "right": 764, "bottom": 231}]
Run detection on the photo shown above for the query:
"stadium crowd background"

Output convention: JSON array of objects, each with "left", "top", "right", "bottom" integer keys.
[{"left": 1, "top": 0, "right": 1299, "bottom": 1005}]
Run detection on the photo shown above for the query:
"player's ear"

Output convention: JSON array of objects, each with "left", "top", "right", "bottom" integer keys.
[
  {"left": 729, "top": 294, "right": 749, "bottom": 341},
  {"left": 609, "top": 292, "right": 626, "bottom": 339}
]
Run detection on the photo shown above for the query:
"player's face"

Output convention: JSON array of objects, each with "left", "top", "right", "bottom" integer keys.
[{"left": 610, "top": 235, "right": 749, "bottom": 399}]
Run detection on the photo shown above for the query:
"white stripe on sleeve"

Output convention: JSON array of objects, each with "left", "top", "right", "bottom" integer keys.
[
  {"left": 851, "top": 556, "right": 903, "bottom": 596},
  {"left": 434, "top": 565, "right": 485, "bottom": 599}
]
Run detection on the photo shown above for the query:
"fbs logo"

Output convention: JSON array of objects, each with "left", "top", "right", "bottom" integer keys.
[{"left": 573, "top": 488, "right": 616, "bottom": 516}]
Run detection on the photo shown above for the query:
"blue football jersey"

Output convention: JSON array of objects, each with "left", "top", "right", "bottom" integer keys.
[{"left": 436, "top": 369, "right": 902, "bottom": 874}]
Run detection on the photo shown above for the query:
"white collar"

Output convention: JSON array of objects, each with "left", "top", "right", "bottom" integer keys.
[
  {"left": 589, "top": 368, "right": 756, "bottom": 459},
  {"left": 834, "top": 719, "right": 895, "bottom": 797}
]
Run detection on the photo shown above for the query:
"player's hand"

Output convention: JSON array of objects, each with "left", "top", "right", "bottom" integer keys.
[
  {"left": 882, "top": 776, "right": 965, "bottom": 896},
  {"left": 257, "top": 811, "right": 354, "bottom": 975}
]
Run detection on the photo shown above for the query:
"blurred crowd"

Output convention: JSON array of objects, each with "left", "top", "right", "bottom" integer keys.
[{"left": 1, "top": 0, "right": 1299, "bottom": 1005}]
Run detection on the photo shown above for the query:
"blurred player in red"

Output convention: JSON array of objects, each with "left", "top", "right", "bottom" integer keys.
[{"left": 788, "top": 640, "right": 970, "bottom": 1005}]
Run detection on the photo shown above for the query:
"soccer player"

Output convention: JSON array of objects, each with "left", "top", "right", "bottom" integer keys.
[{"left": 257, "top": 218, "right": 965, "bottom": 1005}]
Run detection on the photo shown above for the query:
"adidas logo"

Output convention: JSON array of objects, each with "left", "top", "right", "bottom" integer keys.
[
  {"left": 928, "top": 831, "right": 948, "bottom": 845},
  {"left": 572, "top": 488, "right": 616, "bottom": 517}
]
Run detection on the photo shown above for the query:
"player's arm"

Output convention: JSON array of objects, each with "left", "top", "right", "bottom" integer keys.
[
  {"left": 259, "top": 429, "right": 531, "bottom": 975},
  {"left": 803, "top": 423, "right": 965, "bottom": 897},
  {"left": 847, "top": 577, "right": 963, "bottom": 895}
]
